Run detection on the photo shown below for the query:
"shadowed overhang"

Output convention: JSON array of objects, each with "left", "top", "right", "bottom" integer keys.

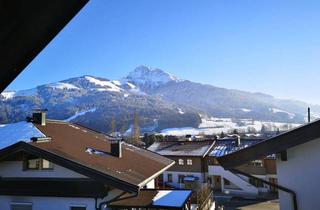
[{"left": 0, "top": 0, "right": 88, "bottom": 92}]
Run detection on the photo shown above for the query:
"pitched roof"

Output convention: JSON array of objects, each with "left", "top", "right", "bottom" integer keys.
[
  {"left": 217, "top": 120, "right": 320, "bottom": 169},
  {"left": 108, "top": 189, "right": 193, "bottom": 209},
  {"left": 210, "top": 139, "right": 260, "bottom": 157},
  {"left": 148, "top": 140, "right": 215, "bottom": 157},
  {"left": 0, "top": 120, "right": 174, "bottom": 192},
  {"left": 0, "top": 0, "right": 88, "bottom": 92}
]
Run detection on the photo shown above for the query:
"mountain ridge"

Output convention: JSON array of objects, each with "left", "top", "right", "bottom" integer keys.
[{"left": 1, "top": 66, "right": 319, "bottom": 134}]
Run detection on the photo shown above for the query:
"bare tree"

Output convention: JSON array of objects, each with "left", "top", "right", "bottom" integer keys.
[
  {"left": 131, "top": 112, "right": 141, "bottom": 145},
  {"left": 111, "top": 116, "right": 116, "bottom": 135}
]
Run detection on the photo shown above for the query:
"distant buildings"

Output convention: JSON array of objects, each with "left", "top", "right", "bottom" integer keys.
[
  {"left": 149, "top": 140, "right": 215, "bottom": 189},
  {"left": 149, "top": 136, "right": 277, "bottom": 197}
]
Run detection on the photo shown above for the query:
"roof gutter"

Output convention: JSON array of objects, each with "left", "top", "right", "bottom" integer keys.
[{"left": 230, "top": 168, "right": 298, "bottom": 210}]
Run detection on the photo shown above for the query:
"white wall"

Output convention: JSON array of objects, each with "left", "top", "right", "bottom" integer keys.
[
  {"left": 162, "top": 171, "right": 204, "bottom": 188},
  {"left": 0, "top": 196, "right": 96, "bottom": 210},
  {"left": 0, "top": 161, "right": 87, "bottom": 178},
  {"left": 277, "top": 137, "right": 320, "bottom": 210},
  {"left": 145, "top": 179, "right": 155, "bottom": 189},
  {"left": 208, "top": 165, "right": 259, "bottom": 195}
]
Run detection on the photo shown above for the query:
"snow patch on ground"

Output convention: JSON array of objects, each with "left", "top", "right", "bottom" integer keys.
[
  {"left": 0, "top": 91, "right": 15, "bottom": 100},
  {"left": 65, "top": 108, "right": 97, "bottom": 122},
  {"left": 112, "top": 80, "right": 122, "bottom": 86},
  {"left": 85, "top": 76, "right": 123, "bottom": 92},
  {"left": 0, "top": 121, "right": 45, "bottom": 149},
  {"left": 48, "top": 82, "right": 80, "bottom": 90},
  {"left": 161, "top": 117, "right": 301, "bottom": 136},
  {"left": 240, "top": 108, "right": 251, "bottom": 112},
  {"left": 270, "top": 107, "right": 295, "bottom": 118},
  {"left": 177, "top": 107, "right": 184, "bottom": 114},
  {"left": 1, "top": 88, "right": 38, "bottom": 100},
  {"left": 126, "top": 82, "right": 136, "bottom": 89}
]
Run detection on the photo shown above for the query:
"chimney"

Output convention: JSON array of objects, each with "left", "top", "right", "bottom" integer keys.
[
  {"left": 235, "top": 135, "right": 241, "bottom": 147},
  {"left": 110, "top": 139, "right": 122, "bottom": 158},
  {"left": 308, "top": 107, "right": 311, "bottom": 123},
  {"left": 32, "top": 109, "right": 47, "bottom": 126}
]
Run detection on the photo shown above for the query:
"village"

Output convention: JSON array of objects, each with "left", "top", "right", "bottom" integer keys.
[{"left": 1, "top": 1, "right": 320, "bottom": 210}]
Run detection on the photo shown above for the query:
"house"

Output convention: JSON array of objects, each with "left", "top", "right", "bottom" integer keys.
[
  {"left": 217, "top": 119, "right": 320, "bottom": 210},
  {"left": 149, "top": 137, "right": 277, "bottom": 197},
  {"left": 148, "top": 140, "right": 215, "bottom": 189},
  {"left": 207, "top": 138, "right": 277, "bottom": 196},
  {"left": 0, "top": 111, "right": 193, "bottom": 210}
]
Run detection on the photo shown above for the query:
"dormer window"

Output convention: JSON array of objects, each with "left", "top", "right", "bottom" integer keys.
[
  {"left": 23, "top": 158, "right": 53, "bottom": 170},
  {"left": 187, "top": 159, "right": 193, "bottom": 165},
  {"left": 178, "top": 159, "right": 184, "bottom": 165}
]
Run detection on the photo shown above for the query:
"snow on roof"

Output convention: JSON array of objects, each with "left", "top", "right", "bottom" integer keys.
[
  {"left": 152, "top": 190, "right": 192, "bottom": 207},
  {"left": 210, "top": 139, "right": 260, "bottom": 157},
  {"left": 148, "top": 141, "right": 214, "bottom": 157},
  {"left": 0, "top": 121, "right": 45, "bottom": 149}
]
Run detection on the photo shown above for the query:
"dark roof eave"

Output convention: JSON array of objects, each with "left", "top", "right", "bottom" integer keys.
[{"left": 217, "top": 119, "right": 320, "bottom": 169}]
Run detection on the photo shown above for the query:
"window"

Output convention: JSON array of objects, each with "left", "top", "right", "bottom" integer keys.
[
  {"left": 187, "top": 159, "right": 192, "bottom": 165},
  {"left": 24, "top": 158, "right": 53, "bottom": 170},
  {"left": 178, "top": 159, "right": 184, "bottom": 165},
  {"left": 167, "top": 173, "right": 173, "bottom": 182},
  {"left": 223, "top": 178, "right": 230, "bottom": 185},
  {"left": 70, "top": 205, "right": 86, "bottom": 210},
  {"left": 178, "top": 174, "right": 185, "bottom": 183},
  {"left": 249, "top": 178, "right": 264, "bottom": 188},
  {"left": 11, "top": 202, "right": 32, "bottom": 210},
  {"left": 248, "top": 160, "right": 263, "bottom": 167}
]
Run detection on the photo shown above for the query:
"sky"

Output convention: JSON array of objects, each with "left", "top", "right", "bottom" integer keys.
[{"left": 6, "top": 0, "right": 320, "bottom": 104}]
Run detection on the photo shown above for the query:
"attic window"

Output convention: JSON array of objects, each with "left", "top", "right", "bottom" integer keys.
[
  {"left": 23, "top": 158, "right": 53, "bottom": 170},
  {"left": 178, "top": 159, "right": 184, "bottom": 165}
]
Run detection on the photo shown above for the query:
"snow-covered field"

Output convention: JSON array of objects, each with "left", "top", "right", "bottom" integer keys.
[{"left": 160, "top": 117, "right": 301, "bottom": 136}]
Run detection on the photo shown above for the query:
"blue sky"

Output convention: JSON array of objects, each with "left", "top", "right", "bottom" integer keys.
[{"left": 7, "top": 0, "right": 320, "bottom": 104}]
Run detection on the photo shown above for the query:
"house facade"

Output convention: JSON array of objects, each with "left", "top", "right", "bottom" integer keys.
[
  {"left": 208, "top": 138, "right": 277, "bottom": 195},
  {"left": 0, "top": 112, "right": 175, "bottom": 210},
  {"left": 148, "top": 140, "right": 215, "bottom": 189}
]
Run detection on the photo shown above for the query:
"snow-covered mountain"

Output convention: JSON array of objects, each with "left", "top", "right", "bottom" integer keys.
[
  {"left": 0, "top": 74, "right": 200, "bottom": 133},
  {"left": 125, "top": 65, "right": 181, "bottom": 89},
  {"left": 1, "top": 65, "right": 319, "bottom": 134}
]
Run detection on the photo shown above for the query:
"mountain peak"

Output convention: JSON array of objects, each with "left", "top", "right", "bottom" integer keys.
[{"left": 125, "top": 65, "right": 180, "bottom": 87}]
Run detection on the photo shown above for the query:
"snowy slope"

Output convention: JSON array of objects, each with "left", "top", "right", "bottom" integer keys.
[{"left": 64, "top": 108, "right": 97, "bottom": 122}]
